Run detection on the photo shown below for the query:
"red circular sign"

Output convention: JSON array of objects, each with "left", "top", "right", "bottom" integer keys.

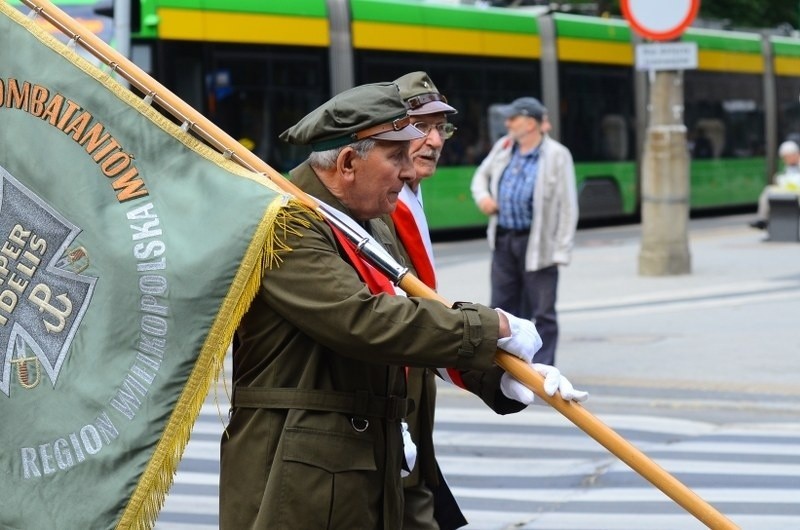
[{"left": 621, "top": 0, "right": 700, "bottom": 41}]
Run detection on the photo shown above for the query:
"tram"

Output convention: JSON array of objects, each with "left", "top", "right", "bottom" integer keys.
[{"left": 17, "top": 0, "right": 800, "bottom": 230}]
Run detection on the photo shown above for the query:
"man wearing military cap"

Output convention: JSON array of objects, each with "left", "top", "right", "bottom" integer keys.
[
  {"left": 219, "top": 82, "right": 587, "bottom": 529},
  {"left": 391, "top": 72, "right": 544, "bottom": 530},
  {"left": 390, "top": 71, "right": 455, "bottom": 291}
]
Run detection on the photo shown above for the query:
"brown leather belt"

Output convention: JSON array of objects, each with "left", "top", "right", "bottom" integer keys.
[{"left": 233, "top": 387, "right": 414, "bottom": 420}]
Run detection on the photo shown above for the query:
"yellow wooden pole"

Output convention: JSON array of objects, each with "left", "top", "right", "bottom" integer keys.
[
  {"left": 18, "top": 2, "right": 739, "bottom": 527},
  {"left": 397, "top": 277, "right": 736, "bottom": 529},
  {"left": 494, "top": 354, "right": 739, "bottom": 529}
]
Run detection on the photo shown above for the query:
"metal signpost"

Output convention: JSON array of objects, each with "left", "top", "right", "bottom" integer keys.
[{"left": 622, "top": 0, "right": 700, "bottom": 276}]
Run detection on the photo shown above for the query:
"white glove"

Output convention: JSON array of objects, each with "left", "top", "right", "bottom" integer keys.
[
  {"left": 500, "top": 372, "right": 535, "bottom": 405},
  {"left": 496, "top": 309, "right": 542, "bottom": 363},
  {"left": 399, "top": 421, "right": 417, "bottom": 478},
  {"left": 533, "top": 363, "right": 589, "bottom": 402}
]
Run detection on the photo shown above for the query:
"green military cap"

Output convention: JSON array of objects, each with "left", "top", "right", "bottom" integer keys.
[
  {"left": 394, "top": 71, "right": 457, "bottom": 116},
  {"left": 279, "top": 82, "right": 425, "bottom": 152}
]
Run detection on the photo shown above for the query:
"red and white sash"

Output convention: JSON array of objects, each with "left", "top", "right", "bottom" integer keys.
[
  {"left": 391, "top": 187, "right": 469, "bottom": 390},
  {"left": 390, "top": 186, "right": 436, "bottom": 290}
]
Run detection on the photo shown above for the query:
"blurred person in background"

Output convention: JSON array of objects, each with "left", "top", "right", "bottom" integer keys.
[
  {"left": 471, "top": 97, "right": 579, "bottom": 367},
  {"left": 750, "top": 139, "right": 800, "bottom": 230}
]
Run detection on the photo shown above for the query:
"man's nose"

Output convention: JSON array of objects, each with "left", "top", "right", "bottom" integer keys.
[
  {"left": 399, "top": 152, "right": 415, "bottom": 181},
  {"left": 426, "top": 127, "right": 445, "bottom": 147}
]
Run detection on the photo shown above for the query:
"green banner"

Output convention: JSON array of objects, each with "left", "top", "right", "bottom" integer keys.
[{"left": 0, "top": 2, "right": 286, "bottom": 528}]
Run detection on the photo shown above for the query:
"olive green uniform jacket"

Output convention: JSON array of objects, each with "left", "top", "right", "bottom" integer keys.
[
  {"left": 220, "top": 162, "right": 502, "bottom": 530},
  {"left": 401, "top": 366, "right": 525, "bottom": 529},
  {"left": 383, "top": 217, "right": 527, "bottom": 530}
]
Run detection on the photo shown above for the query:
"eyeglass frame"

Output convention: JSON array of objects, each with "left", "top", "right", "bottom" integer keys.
[{"left": 411, "top": 121, "right": 457, "bottom": 140}]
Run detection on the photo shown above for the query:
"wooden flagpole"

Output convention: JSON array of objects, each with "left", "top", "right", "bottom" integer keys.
[{"left": 17, "top": 2, "right": 739, "bottom": 527}]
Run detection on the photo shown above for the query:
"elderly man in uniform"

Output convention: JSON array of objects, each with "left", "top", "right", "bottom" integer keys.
[
  {"left": 219, "top": 82, "right": 587, "bottom": 530},
  {"left": 390, "top": 72, "right": 570, "bottom": 530},
  {"left": 390, "top": 71, "right": 456, "bottom": 290}
]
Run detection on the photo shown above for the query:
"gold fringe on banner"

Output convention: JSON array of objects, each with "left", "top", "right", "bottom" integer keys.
[
  {"left": 0, "top": 5, "right": 312, "bottom": 528},
  {"left": 118, "top": 196, "right": 308, "bottom": 529}
]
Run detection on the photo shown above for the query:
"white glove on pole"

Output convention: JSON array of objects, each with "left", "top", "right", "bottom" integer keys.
[
  {"left": 533, "top": 363, "right": 589, "bottom": 402},
  {"left": 500, "top": 372, "right": 535, "bottom": 404},
  {"left": 495, "top": 309, "right": 542, "bottom": 363},
  {"left": 500, "top": 365, "right": 589, "bottom": 404}
]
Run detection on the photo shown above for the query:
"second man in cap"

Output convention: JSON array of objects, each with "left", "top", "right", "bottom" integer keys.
[{"left": 392, "top": 72, "right": 559, "bottom": 530}]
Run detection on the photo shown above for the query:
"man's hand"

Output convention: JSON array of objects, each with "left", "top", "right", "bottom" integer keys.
[
  {"left": 478, "top": 196, "right": 498, "bottom": 215},
  {"left": 496, "top": 309, "right": 542, "bottom": 363},
  {"left": 533, "top": 364, "right": 589, "bottom": 402},
  {"left": 500, "top": 364, "right": 589, "bottom": 405},
  {"left": 499, "top": 372, "right": 534, "bottom": 404}
]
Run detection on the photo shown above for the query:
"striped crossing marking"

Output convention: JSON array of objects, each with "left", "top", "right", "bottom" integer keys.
[
  {"left": 155, "top": 400, "right": 800, "bottom": 529},
  {"left": 434, "top": 405, "right": 800, "bottom": 529}
]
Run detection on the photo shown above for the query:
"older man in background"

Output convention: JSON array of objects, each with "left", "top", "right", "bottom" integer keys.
[
  {"left": 391, "top": 74, "right": 585, "bottom": 530},
  {"left": 750, "top": 139, "right": 800, "bottom": 230}
]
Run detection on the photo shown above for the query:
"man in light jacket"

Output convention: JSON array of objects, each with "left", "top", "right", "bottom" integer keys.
[{"left": 470, "top": 97, "right": 579, "bottom": 366}]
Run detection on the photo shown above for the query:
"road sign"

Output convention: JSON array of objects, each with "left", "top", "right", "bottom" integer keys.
[
  {"left": 635, "top": 42, "right": 698, "bottom": 71},
  {"left": 621, "top": 0, "right": 700, "bottom": 41}
]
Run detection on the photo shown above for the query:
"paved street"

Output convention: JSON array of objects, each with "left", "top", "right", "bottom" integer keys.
[
  {"left": 435, "top": 214, "right": 800, "bottom": 421},
  {"left": 156, "top": 214, "right": 800, "bottom": 529}
]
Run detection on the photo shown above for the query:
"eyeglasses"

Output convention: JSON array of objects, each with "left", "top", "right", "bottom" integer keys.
[{"left": 412, "top": 121, "right": 456, "bottom": 140}]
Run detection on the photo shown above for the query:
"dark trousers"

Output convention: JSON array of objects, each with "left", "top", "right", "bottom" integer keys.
[{"left": 490, "top": 230, "right": 559, "bottom": 366}]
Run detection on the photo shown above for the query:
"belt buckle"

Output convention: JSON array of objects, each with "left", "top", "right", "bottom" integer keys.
[{"left": 350, "top": 417, "right": 369, "bottom": 432}]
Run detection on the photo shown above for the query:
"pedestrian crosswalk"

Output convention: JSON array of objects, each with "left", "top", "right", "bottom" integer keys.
[
  {"left": 435, "top": 405, "right": 800, "bottom": 529},
  {"left": 155, "top": 395, "right": 800, "bottom": 529}
]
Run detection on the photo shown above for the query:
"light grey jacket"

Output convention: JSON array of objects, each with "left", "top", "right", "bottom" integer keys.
[{"left": 470, "top": 135, "right": 579, "bottom": 271}]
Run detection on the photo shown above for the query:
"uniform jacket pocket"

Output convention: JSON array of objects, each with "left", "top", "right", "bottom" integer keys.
[{"left": 275, "top": 427, "right": 380, "bottom": 529}]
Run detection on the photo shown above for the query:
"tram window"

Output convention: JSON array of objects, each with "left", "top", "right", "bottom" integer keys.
[
  {"left": 684, "top": 71, "right": 765, "bottom": 159},
  {"left": 156, "top": 42, "right": 205, "bottom": 116},
  {"left": 355, "top": 51, "right": 540, "bottom": 166},
  {"left": 558, "top": 63, "right": 635, "bottom": 163},
  {"left": 776, "top": 76, "right": 800, "bottom": 145},
  {"left": 204, "top": 47, "right": 329, "bottom": 172}
]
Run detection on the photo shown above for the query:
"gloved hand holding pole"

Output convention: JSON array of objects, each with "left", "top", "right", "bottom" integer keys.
[{"left": 494, "top": 308, "right": 588, "bottom": 405}]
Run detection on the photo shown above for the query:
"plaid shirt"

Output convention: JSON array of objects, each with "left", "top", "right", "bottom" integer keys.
[{"left": 497, "top": 144, "right": 540, "bottom": 231}]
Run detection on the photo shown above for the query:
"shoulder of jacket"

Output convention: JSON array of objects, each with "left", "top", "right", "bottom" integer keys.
[
  {"left": 542, "top": 136, "right": 564, "bottom": 150},
  {"left": 543, "top": 137, "right": 572, "bottom": 157}
]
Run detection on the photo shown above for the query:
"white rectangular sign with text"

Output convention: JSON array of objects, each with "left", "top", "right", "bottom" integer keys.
[{"left": 635, "top": 42, "right": 698, "bottom": 71}]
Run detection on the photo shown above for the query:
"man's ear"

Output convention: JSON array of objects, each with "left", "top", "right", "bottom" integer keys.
[{"left": 337, "top": 147, "right": 358, "bottom": 183}]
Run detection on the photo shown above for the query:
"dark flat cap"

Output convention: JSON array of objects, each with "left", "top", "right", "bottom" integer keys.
[
  {"left": 500, "top": 97, "right": 546, "bottom": 121},
  {"left": 279, "top": 82, "right": 424, "bottom": 151},
  {"left": 394, "top": 71, "right": 457, "bottom": 116}
]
